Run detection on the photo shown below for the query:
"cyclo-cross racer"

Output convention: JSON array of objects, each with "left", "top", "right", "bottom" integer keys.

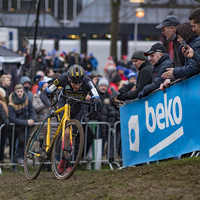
[{"left": 40, "top": 64, "right": 102, "bottom": 174}]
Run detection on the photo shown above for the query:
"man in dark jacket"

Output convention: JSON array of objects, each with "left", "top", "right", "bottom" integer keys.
[
  {"left": 117, "top": 50, "right": 153, "bottom": 101},
  {"left": 156, "top": 15, "right": 185, "bottom": 90},
  {"left": 156, "top": 15, "right": 185, "bottom": 68},
  {"left": 181, "top": 8, "right": 200, "bottom": 65},
  {"left": 8, "top": 84, "right": 35, "bottom": 171},
  {"left": 137, "top": 43, "right": 172, "bottom": 98}
]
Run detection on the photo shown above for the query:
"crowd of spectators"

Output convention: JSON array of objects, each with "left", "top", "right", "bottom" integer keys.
[{"left": 0, "top": 8, "right": 200, "bottom": 172}]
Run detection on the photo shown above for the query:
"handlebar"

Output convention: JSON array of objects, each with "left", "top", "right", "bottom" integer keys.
[{"left": 49, "top": 91, "right": 97, "bottom": 118}]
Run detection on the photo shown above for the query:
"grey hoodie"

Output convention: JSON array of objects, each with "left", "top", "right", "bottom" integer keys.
[{"left": 20, "top": 76, "right": 33, "bottom": 101}]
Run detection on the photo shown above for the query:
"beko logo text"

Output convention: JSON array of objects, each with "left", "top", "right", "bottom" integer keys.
[{"left": 145, "top": 93, "right": 182, "bottom": 133}]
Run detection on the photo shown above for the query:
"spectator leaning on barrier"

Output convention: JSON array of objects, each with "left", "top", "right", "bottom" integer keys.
[
  {"left": 161, "top": 22, "right": 200, "bottom": 80},
  {"left": 116, "top": 50, "right": 153, "bottom": 101},
  {"left": 8, "top": 84, "right": 36, "bottom": 171},
  {"left": 137, "top": 43, "right": 172, "bottom": 99},
  {"left": 181, "top": 8, "right": 200, "bottom": 64},
  {"left": 156, "top": 15, "right": 185, "bottom": 68}
]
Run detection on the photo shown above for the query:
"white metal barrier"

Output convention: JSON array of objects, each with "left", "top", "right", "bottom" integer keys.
[{"left": 0, "top": 121, "right": 122, "bottom": 172}]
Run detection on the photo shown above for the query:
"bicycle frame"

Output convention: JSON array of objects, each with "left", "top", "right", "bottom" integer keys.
[{"left": 30, "top": 103, "right": 72, "bottom": 158}]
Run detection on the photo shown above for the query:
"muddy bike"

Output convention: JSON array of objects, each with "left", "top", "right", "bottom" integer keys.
[{"left": 24, "top": 92, "right": 95, "bottom": 180}]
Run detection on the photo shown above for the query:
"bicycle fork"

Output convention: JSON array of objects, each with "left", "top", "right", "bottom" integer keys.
[{"left": 62, "top": 104, "right": 73, "bottom": 153}]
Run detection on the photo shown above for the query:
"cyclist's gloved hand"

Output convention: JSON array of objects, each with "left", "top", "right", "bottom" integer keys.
[
  {"left": 49, "top": 107, "right": 56, "bottom": 117},
  {"left": 90, "top": 96, "right": 102, "bottom": 111}
]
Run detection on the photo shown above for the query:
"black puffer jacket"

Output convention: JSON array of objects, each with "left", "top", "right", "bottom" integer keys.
[
  {"left": 90, "top": 90, "right": 118, "bottom": 138},
  {"left": 142, "top": 53, "right": 172, "bottom": 96},
  {"left": 0, "top": 104, "right": 8, "bottom": 125},
  {"left": 126, "top": 60, "right": 153, "bottom": 99}
]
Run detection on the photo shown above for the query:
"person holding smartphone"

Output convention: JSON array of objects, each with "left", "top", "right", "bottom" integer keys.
[
  {"left": 162, "top": 22, "right": 200, "bottom": 80},
  {"left": 182, "top": 8, "right": 200, "bottom": 65}
]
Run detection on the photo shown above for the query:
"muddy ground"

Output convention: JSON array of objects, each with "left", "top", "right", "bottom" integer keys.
[{"left": 1, "top": 157, "right": 200, "bottom": 200}]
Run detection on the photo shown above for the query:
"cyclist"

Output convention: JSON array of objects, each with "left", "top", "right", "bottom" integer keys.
[{"left": 40, "top": 64, "right": 102, "bottom": 174}]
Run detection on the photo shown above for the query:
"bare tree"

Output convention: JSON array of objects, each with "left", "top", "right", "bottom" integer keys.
[{"left": 110, "top": 0, "right": 121, "bottom": 59}]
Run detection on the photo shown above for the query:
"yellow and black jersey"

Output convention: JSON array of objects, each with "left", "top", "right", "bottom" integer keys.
[{"left": 40, "top": 72, "right": 99, "bottom": 108}]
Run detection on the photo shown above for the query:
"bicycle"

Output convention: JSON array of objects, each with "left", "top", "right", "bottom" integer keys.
[{"left": 24, "top": 91, "right": 95, "bottom": 180}]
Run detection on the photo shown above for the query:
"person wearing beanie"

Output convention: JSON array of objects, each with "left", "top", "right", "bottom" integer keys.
[
  {"left": 117, "top": 65, "right": 127, "bottom": 81},
  {"left": 117, "top": 50, "right": 153, "bottom": 101},
  {"left": 128, "top": 72, "right": 137, "bottom": 84},
  {"left": 31, "top": 75, "right": 43, "bottom": 95},
  {"left": 37, "top": 81, "right": 48, "bottom": 93},
  {"left": 108, "top": 73, "right": 122, "bottom": 94},
  {"left": 98, "top": 78, "right": 109, "bottom": 88},
  {"left": 131, "top": 50, "right": 148, "bottom": 61},
  {"left": 89, "top": 76, "right": 119, "bottom": 163}
]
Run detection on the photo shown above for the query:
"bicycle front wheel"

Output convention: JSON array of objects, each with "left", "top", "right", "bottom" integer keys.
[
  {"left": 24, "top": 125, "right": 45, "bottom": 180},
  {"left": 51, "top": 119, "right": 84, "bottom": 180}
]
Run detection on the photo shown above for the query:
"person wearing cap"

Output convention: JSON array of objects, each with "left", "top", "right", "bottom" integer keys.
[
  {"left": 137, "top": 43, "right": 172, "bottom": 99},
  {"left": 182, "top": 8, "right": 200, "bottom": 65},
  {"left": 117, "top": 50, "right": 153, "bottom": 101},
  {"left": 156, "top": 15, "right": 185, "bottom": 68},
  {"left": 161, "top": 22, "right": 200, "bottom": 81}
]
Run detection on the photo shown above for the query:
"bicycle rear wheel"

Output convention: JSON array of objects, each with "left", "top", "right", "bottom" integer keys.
[
  {"left": 51, "top": 119, "right": 84, "bottom": 180},
  {"left": 24, "top": 125, "right": 45, "bottom": 180}
]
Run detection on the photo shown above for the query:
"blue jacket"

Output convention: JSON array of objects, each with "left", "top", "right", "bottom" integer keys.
[
  {"left": 173, "top": 35, "right": 200, "bottom": 78},
  {"left": 89, "top": 57, "right": 98, "bottom": 70},
  {"left": 142, "top": 53, "right": 172, "bottom": 95}
]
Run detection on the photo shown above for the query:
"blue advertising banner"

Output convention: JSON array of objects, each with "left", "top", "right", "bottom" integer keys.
[{"left": 120, "top": 74, "right": 200, "bottom": 167}]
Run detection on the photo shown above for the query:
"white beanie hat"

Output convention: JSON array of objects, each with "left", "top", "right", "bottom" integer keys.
[{"left": 98, "top": 78, "right": 109, "bottom": 87}]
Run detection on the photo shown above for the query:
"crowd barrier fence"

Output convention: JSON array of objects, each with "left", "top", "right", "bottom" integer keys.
[{"left": 0, "top": 121, "right": 122, "bottom": 173}]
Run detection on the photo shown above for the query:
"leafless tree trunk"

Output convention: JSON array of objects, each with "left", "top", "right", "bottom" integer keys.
[{"left": 110, "top": 0, "right": 120, "bottom": 59}]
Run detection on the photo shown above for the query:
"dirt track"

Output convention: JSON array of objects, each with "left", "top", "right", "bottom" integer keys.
[{"left": 1, "top": 157, "right": 200, "bottom": 199}]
